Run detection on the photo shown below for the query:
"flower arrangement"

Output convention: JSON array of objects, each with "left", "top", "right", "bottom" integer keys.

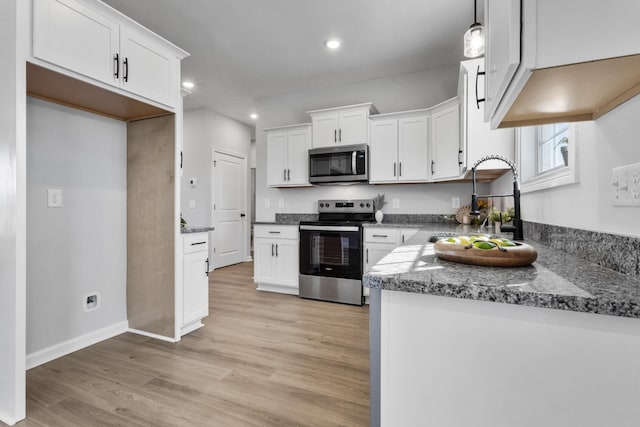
[{"left": 373, "top": 193, "right": 387, "bottom": 211}]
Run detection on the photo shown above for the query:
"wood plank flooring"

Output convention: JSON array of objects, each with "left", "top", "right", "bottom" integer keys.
[{"left": 10, "top": 262, "right": 370, "bottom": 426}]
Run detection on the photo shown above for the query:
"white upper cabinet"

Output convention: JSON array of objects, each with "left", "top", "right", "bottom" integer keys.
[
  {"left": 119, "top": 26, "right": 179, "bottom": 108},
  {"left": 31, "top": 0, "right": 188, "bottom": 109},
  {"left": 484, "top": 0, "right": 640, "bottom": 129},
  {"left": 429, "top": 99, "right": 461, "bottom": 181},
  {"left": 307, "top": 103, "right": 378, "bottom": 148},
  {"left": 265, "top": 124, "right": 312, "bottom": 187},
  {"left": 369, "top": 110, "right": 429, "bottom": 184},
  {"left": 458, "top": 59, "right": 514, "bottom": 173},
  {"left": 33, "top": 0, "right": 120, "bottom": 87}
]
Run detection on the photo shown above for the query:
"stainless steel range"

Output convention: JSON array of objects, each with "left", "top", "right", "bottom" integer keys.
[{"left": 298, "top": 199, "right": 375, "bottom": 305}]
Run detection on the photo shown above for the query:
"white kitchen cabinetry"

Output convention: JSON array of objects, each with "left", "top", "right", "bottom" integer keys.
[
  {"left": 369, "top": 110, "right": 430, "bottom": 184},
  {"left": 254, "top": 225, "right": 299, "bottom": 295},
  {"left": 32, "top": 0, "right": 184, "bottom": 109},
  {"left": 400, "top": 228, "right": 418, "bottom": 244},
  {"left": 458, "top": 59, "right": 514, "bottom": 173},
  {"left": 307, "top": 103, "right": 377, "bottom": 148},
  {"left": 484, "top": 0, "right": 640, "bottom": 129},
  {"left": 363, "top": 228, "right": 400, "bottom": 297},
  {"left": 181, "top": 233, "right": 209, "bottom": 336},
  {"left": 265, "top": 124, "right": 312, "bottom": 187},
  {"left": 429, "top": 99, "right": 462, "bottom": 181}
]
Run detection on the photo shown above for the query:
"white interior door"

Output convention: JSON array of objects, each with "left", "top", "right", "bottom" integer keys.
[{"left": 212, "top": 150, "right": 246, "bottom": 268}]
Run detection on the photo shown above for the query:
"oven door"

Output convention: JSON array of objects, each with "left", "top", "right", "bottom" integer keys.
[{"left": 299, "top": 225, "right": 362, "bottom": 280}]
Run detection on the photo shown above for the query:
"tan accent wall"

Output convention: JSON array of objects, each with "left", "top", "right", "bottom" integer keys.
[{"left": 127, "top": 115, "right": 175, "bottom": 337}]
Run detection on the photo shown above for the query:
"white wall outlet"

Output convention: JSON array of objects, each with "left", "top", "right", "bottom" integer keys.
[
  {"left": 83, "top": 292, "right": 100, "bottom": 312},
  {"left": 278, "top": 199, "right": 285, "bottom": 209},
  {"left": 612, "top": 162, "right": 640, "bottom": 207},
  {"left": 451, "top": 197, "right": 460, "bottom": 209},
  {"left": 392, "top": 198, "right": 400, "bottom": 209},
  {"left": 189, "top": 199, "right": 197, "bottom": 208},
  {"left": 47, "top": 189, "right": 62, "bottom": 208},
  {"left": 264, "top": 198, "right": 271, "bottom": 209}
]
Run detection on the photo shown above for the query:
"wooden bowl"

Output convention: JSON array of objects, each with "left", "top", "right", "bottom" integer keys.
[{"left": 433, "top": 240, "right": 538, "bottom": 267}]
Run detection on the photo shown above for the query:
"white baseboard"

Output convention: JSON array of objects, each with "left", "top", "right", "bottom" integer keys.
[
  {"left": 0, "top": 410, "right": 19, "bottom": 426},
  {"left": 128, "top": 328, "right": 177, "bottom": 343},
  {"left": 256, "top": 283, "right": 299, "bottom": 296},
  {"left": 244, "top": 256, "right": 253, "bottom": 262},
  {"left": 26, "top": 320, "right": 129, "bottom": 370},
  {"left": 180, "top": 320, "right": 203, "bottom": 336}
]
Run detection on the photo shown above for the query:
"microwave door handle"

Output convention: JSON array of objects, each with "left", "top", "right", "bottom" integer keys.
[{"left": 352, "top": 151, "right": 357, "bottom": 175}]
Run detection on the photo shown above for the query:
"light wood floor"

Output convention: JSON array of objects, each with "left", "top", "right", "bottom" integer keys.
[{"left": 11, "top": 262, "right": 370, "bottom": 427}]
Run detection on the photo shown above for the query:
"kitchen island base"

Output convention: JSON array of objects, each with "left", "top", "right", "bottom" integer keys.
[{"left": 373, "top": 289, "right": 640, "bottom": 427}]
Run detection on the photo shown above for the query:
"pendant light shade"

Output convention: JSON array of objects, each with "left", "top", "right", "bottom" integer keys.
[{"left": 463, "top": 0, "right": 485, "bottom": 58}]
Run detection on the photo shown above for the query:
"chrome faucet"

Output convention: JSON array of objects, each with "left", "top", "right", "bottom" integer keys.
[{"left": 471, "top": 155, "right": 523, "bottom": 241}]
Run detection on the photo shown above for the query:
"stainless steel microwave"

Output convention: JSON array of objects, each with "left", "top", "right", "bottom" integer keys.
[{"left": 308, "top": 144, "right": 368, "bottom": 184}]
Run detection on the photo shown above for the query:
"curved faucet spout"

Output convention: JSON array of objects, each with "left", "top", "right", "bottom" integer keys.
[{"left": 470, "top": 155, "right": 523, "bottom": 241}]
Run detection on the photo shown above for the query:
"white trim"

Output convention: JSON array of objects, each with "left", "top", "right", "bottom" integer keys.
[
  {"left": 180, "top": 320, "right": 203, "bottom": 336},
  {"left": 128, "top": 328, "right": 178, "bottom": 343},
  {"left": 306, "top": 102, "right": 377, "bottom": 115},
  {"left": 244, "top": 256, "right": 253, "bottom": 262},
  {"left": 263, "top": 123, "right": 311, "bottom": 132},
  {"left": 26, "top": 321, "right": 129, "bottom": 370},
  {"left": 0, "top": 410, "right": 18, "bottom": 427},
  {"left": 211, "top": 147, "right": 248, "bottom": 268}
]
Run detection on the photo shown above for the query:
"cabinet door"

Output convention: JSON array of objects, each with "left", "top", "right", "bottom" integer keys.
[
  {"left": 312, "top": 113, "right": 340, "bottom": 147},
  {"left": 369, "top": 120, "right": 399, "bottom": 183},
  {"left": 398, "top": 115, "right": 429, "bottom": 182},
  {"left": 364, "top": 243, "right": 397, "bottom": 297},
  {"left": 286, "top": 127, "right": 311, "bottom": 185},
  {"left": 274, "top": 239, "right": 299, "bottom": 290},
  {"left": 400, "top": 228, "right": 419, "bottom": 244},
  {"left": 254, "top": 239, "right": 276, "bottom": 284},
  {"left": 120, "top": 26, "right": 178, "bottom": 108},
  {"left": 431, "top": 104, "right": 462, "bottom": 181},
  {"left": 267, "top": 131, "right": 287, "bottom": 186},
  {"left": 183, "top": 251, "right": 209, "bottom": 326},
  {"left": 33, "top": 0, "right": 120, "bottom": 86},
  {"left": 339, "top": 109, "right": 368, "bottom": 145},
  {"left": 484, "top": 0, "right": 521, "bottom": 122}
]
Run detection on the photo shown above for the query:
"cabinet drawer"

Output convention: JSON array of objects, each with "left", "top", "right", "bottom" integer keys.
[
  {"left": 254, "top": 225, "right": 298, "bottom": 240},
  {"left": 183, "top": 233, "right": 209, "bottom": 254},
  {"left": 364, "top": 228, "right": 399, "bottom": 244}
]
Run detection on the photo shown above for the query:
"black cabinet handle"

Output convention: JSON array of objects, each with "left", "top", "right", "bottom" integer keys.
[
  {"left": 475, "top": 65, "right": 486, "bottom": 109},
  {"left": 339, "top": 129, "right": 342, "bottom": 142},
  {"left": 205, "top": 258, "right": 209, "bottom": 276},
  {"left": 190, "top": 241, "right": 207, "bottom": 246},
  {"left": 272, "top": 243, "right": 274, "bottom": 256},
  {"left": 393, "top": 162, "right": 396, "bottom": 177},
  {"left": 458, "top": 149, "right": 463, "bottom": 166},
  {"left": 372, "top": 234, "right": 388, "bottom": 238},
  {"left": 399, "top": 162, "right": 402, "bottom": 177},
  {"left": 334, "top": 129, "right": 337, "bottom": 143},
  {"left": 287, "top": 169, "right": 290, "bottom": 181},
  {"left": 123, "top": 57, "right": 129, "bottom": 82},
  {"left": 431, "top": 160, "right": 435, "bottom": 175},
  {"left": 283, "top": 169, "right": 286, "bottom": 181},
  {"left": 180, "top": 151, "right": 183, "bottom": 169},
  {"left": 366, "top": 248, "right": 369, "bottom": 264},
  {"left": 269, "top": 231, "right": 281, "bottom": 234},
  {"left": 275, "top": 244, "right": 279, "bottom": 257},
  {"left": 114, "top": 53, "right": 119, "bottom": 78}
]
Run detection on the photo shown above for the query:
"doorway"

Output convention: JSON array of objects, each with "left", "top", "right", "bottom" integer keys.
[{"left": 211, "top": 148, "right": 248, "bottom": 269}]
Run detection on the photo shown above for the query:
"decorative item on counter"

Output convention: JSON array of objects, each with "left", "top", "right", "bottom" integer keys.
[
  {"left": 434, "top": 234, "right": 537, "bottom": 267},
  {"left": 455, "top": 205, "right": 472, "bottom": 224},
  {"left": 180, "top": 213, "right": 187, "bottom": 229},
  {"left": 373, "top": 193, "right": 387, "bottom": 224}
]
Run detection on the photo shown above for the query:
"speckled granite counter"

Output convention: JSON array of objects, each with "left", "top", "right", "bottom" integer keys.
[
  {"left": 181, "top": 226, "right": 215, "bottom": 234},
  {"left": 364, "top": 228, "right": 640, "bottom": 319}
]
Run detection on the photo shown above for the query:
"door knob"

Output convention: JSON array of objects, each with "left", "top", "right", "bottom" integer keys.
[{"left": 240, "top": 213, "right": 246, "bottom": 217}]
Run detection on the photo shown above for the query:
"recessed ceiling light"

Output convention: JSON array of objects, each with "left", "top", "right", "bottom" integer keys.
[
  {"left": 324, "top": 39, "right": 341, "bottom": 49},
  {"left": 250, "top": 113, "right": 258, "bottom": 120},
  {"left": 182, "top": 81, "right": 195, "bottom": 89}
]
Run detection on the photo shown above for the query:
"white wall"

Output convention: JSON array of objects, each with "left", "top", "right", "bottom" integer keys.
[
  {"left": 26, "top": 98, "right": 128, "bottom": 354},
  {"left": 0, "top": 0, "right": 27, "bottom": 423},
  {"left": 181, "top": 108, "right": 252, "bottom": 260},
  {"left": 254, "top": 65, "right": 485, "bottom": 222},
  {"left": 490, "top": 95, "right": 640, "bottom": 238}
]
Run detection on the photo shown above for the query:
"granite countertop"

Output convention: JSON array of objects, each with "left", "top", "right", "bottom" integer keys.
[
  {"left": 364, "top": 228, "right": 640, "bottom": 319},
  {"left": 181, "top": 226, "right": 215, "bottom": 234}
]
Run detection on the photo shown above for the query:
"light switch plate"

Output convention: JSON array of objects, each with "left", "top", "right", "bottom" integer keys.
[
  {"left": 612, "top": 162, "right": 640, "bottom": 207},
  {"left": 189, "top": 199, "right": 197, "bottom": 208},
  {"left": 278, "top": 199, "right": 285, "bottom": 209},
  {"left": 264, "top": 198, "right": 271, "bottom": 209},
  {"left": 451, "top": 197, "right": 460, "bottom": 209},
  {"left": 47, "top": 189, "right": 62, "bottom": 208},
  {"left": 392, "top": 198, "right": 400, "bottom": 209}
]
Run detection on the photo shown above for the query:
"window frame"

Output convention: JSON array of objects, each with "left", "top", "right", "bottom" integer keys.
[{"left": 516, "top": 123, "right": 578, "bottom": 193}]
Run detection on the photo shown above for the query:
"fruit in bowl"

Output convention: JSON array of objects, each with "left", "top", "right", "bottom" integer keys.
[{"left": 434, "top": 234, "right": 537, "bottom": 267}]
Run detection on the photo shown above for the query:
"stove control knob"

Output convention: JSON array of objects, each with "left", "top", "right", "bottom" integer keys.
[
  {"left": 360, "top": 203, "right": 364, "bottom": 208},
  {"left": 366, "top": 203, "right": 371, "bottom": 208},
  {"left": 320, "top": 203, "right": 325, "bottom": 208}
]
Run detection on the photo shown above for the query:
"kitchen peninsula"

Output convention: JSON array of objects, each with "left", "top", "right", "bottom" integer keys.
[{"left": 364, "top": 226, "right": 640, "bottom": 427}]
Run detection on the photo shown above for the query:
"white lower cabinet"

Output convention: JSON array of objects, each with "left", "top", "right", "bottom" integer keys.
[
  {"left": 182, "top": 232, "right": 209, "bottom": 336},
  {"left": 254, "top": 225, "right": 299, "bottom": 295}
]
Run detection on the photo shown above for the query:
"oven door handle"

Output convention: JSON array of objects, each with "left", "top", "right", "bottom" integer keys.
[
  {"left": 352, "top": 151, "right": 357, "bottom": 175},
  {"left": 300, "top": 225, "right": 360, "bottom": 232}
]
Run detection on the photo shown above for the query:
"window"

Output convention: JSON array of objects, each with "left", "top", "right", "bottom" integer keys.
[{"left": 516, "top": 122, "right": 578, "bottom": 193}]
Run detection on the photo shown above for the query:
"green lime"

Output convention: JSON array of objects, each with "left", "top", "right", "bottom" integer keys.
[
  {"left": 474, "top": 241, "right": 497, "bottom": 250},
  {"left": 446, "top": 237, "right": 460, "bottom": 244}
]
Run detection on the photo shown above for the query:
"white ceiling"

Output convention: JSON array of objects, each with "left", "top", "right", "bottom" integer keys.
[{"left": 102, "top": 0, "right": 480, "bottom": 125}]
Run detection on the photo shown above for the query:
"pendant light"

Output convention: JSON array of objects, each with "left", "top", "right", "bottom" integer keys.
[{"left": 463, "top": 0, "right": 485, "bottom": 58}]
